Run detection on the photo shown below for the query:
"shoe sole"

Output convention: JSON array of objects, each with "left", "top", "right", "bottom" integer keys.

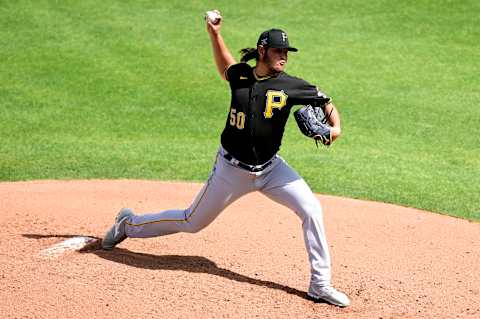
[
  {"left": 306, "top": 293, "right": 350, "bottom": 307},
  {"left": 101, "top": 224, "right": 124, "bottom": 250},
  {"left": 101, "top": 209, "right": 133, "bottom": 250}
]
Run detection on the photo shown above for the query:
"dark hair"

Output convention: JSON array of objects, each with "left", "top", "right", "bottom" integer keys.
[{"left": 240, "top": 47, "right": 258, "bottom": 63}]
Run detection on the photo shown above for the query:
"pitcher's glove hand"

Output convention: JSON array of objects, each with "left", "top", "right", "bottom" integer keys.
[{"left": 294, "top": 105, "right": 333, "bottom": 146}]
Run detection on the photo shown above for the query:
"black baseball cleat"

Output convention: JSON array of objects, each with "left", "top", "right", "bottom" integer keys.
[{"left": 101, "top": 208, "right": 134, "bottom": 250}]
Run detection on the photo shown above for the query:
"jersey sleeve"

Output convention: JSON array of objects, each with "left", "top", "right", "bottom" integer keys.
[
  {"left": 225, "top": 63, "right": 254, "bottom": 85},
  {"left": 224, "top": 64, "right": 236, "bottom": 82},
  {"left": 287, "top": 78, "right": 332, "bottom": 108}
]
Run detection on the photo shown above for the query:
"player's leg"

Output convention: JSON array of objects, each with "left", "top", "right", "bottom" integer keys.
[
  {"left": 260, "top": 159, "right": 331, "bottom": 286},
  {"left": 102, "top": 153, "right": 252, "bottom": 249},
  {"left": 259, "top": 158, "right": 350, "bottom": 306},
  {"left": 123, "top": 153, "right": 254, "bottom": 238}
]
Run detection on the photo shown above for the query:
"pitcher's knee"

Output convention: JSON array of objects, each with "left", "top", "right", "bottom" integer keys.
[
  {"left": 299, "top": 202, "right": 323, "bottom": 221},
  {"left": 182, "top": 210, "right": 210, "bottom": 233},
  {"left": 184, "top": 221, "right": 208, "bottom": 233}
]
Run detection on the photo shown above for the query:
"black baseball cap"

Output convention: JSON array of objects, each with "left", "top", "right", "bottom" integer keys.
[{"left": 257, "top": 28, "right": 298, "bottom": 52}]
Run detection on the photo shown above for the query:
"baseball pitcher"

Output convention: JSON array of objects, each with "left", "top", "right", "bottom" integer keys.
[{"left": 102, "top": 10, "right": 350, "bottom": 307}]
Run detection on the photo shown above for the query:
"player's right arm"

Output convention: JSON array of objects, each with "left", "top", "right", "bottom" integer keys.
[{"left": 206, "top": 10, "right": 236, "bottom": 80}]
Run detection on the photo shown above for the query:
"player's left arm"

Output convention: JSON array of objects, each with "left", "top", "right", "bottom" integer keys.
[{"left": 324, "top": 102, "right": 341, "bottom": 142}]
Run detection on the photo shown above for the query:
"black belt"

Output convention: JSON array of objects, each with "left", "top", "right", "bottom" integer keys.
[{"left": 223, "top": 153, "right": 275, "bottom": 172}]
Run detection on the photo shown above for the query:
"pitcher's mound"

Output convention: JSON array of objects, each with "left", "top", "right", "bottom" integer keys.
[{"left": 1, "top": 180, "right": 479, "bottom": 318}]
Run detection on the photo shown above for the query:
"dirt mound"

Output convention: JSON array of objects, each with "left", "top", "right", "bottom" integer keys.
[{"left": 1, "top": 180, "right": 479, "bottom": 318}]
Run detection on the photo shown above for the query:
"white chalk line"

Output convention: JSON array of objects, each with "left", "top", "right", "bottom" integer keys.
[{"left": 39, "top": 236, "right": 98, "bottom": 259}]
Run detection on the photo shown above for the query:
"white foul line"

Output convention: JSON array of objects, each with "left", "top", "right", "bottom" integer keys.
[{"left": 39, "top": 236, "right": 97, "bottom": 258}]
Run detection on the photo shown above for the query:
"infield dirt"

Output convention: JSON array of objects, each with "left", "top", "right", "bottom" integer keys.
[{"left": 1, "top": 180, "right": 479, "bottom": 318}]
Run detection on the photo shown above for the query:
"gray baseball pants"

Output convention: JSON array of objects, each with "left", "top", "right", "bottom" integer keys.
[{"left": 125, "top": 146, "right": 332, "bottom": 286}]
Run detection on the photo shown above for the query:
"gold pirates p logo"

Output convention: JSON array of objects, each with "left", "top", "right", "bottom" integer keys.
[{"left": 264, "top": 90, "right": 288, "bottom": 118}]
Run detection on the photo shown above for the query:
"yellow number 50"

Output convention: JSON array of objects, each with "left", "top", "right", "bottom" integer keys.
[
  {"left": 264, "top": 90, "right": 288, "bottom": 118},
  {"left": 229, "top": 108, "right": 245, "bottom": 129}
]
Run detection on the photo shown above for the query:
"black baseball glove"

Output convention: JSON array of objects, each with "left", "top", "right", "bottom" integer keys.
[{"left": 294, "top": 104, "right": 333, "bottom": 146}]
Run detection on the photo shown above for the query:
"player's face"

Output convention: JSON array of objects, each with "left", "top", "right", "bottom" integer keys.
[{"left": 262, "top": 47, "right": 289, "bottom": 73}]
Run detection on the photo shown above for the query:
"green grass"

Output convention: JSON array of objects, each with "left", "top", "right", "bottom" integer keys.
[{"left": 1, "top": 0, "right": 479, "bottom": 220}]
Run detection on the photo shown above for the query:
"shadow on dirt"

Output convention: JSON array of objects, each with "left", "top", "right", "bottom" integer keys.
[
  {"left": 90, "top": 245, "right": 308, "bottom": 300},
  {"left": 24, "top": 233, "right": 317, "bottom": 302}
]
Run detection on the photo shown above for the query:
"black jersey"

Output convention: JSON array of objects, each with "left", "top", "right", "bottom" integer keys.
[{"left": 221, "top": 63, "right": 331, "bottom": 165}]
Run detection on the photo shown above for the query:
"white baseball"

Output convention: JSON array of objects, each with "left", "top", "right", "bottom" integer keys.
[{"left": 206, "top": 10, "right": 220, "bottom": 25}]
